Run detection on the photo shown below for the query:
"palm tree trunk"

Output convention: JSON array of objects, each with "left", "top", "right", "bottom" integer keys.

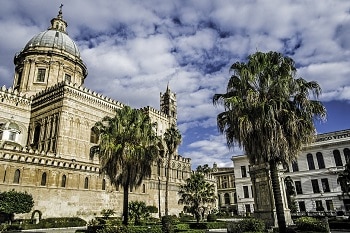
[
  {"left": 165, "top": 153, "right": 171, "bottom": 216},
  {"left": 122, "top": 184, "right": 129, "bottom": 225},
  {"left": 269, "top": 160, "right": 286, "bottom": 233}
]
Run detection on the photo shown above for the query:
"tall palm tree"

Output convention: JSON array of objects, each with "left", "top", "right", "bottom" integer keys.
[
  {"left": 91, "top": 106, "right": 160, "bottom": 225},
  {"left": 213, "top": 51, "right": 326, "bottom": 233},
  {"left": 178, "top": 172, "right": 216, "bottom": 223},
  {"left": 163, "top": 125, "right": 182, "bottom": 216}
]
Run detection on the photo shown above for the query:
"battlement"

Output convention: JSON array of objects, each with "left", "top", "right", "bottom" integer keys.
[
  {"left": 0, "top": 144, "right": 100, "bottom": 173},
  {"left": 141, "top": 105, "right": 169, "bottom": 119},
  {"left": 31, "top": 81, "right": 125, "bottom": 110},
  {"left": 0, "top": 85, "right": 32, "bottom": 108}
]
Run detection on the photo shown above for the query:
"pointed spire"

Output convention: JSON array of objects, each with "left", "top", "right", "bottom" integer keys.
[
  {"left": 166, "top": 81, "right": 171, "bottom": 93},
  {"left": 58, "top": 4, "right": 63, "bottom": 19},
  {"left": 49, "top": 4, "right": 68, "bottom": 34}
]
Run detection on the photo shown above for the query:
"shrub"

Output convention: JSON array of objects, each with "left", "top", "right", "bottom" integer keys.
[
  {"left": 101, "top": 209, "right": 115, "bottom": 219},
  {"left": 206, "top": 214, "right": 217, "bottom": 222},
  {"left": 295, "top": 216, "right": 327, "bottom": 232},
  {"left": 179, "top": 213, "right": 194, "bottom": 222},
  {"left": 188, "top": 222, "right": 207, "bottom": 229},
  {"left": 206, "top": 221, "right": 226, "bottom": 229},
  {"left": 21, "top": 217, "right": 87, "bottom": 230},
  {"left": 162, "top": 215, "right": 175, "bottom": 233},
  {"left": 175, "top": 223, "right": 190, "bottom": 231},
  {"left": 227, "top": 218, "right": 265, "bottom": 233}
]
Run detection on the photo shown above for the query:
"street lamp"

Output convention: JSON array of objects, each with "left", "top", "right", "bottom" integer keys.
[{"left": 158, "top": 176, "right": 161, "bottom": 220}]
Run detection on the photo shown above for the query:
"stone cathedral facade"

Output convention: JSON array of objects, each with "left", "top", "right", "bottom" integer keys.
[{"left": 0, "top": 9, "right": 191, "bottom": 220}]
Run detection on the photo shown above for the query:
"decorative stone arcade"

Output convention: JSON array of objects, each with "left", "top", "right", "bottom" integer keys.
[{"left": 250, "top": 163, "right": 293, "bottom": 228}]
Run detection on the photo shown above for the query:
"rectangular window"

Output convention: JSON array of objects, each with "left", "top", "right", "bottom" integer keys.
[
  {"left": 36, "top": 68, "right": 46, "bottom": 82},
  {"left": 241, "top": 166, "right": 247, "bottom": 178},
  {"left": 326, "top": 200, "right": 334, "bottom": 211},
  {"left": 243, "top": 186, "right": 249, "bottom": 198},
  {"left": 9, "top": 132, "right": 16, "bottom": 141},
  {"left": 316, "top": 153, "right": 325, "bottom": 169},
  {"left": 295, "top": 181, "right": 303, "bottom": 195},
  {"left": 245, "top": 204, "right": 251, "bottom": 213},
  {"left": 315, "top": 200, "right": 323, "bottom": 211},
  {"left": 298, "top": 201, "right": 306, "bottom": 212},
  {"left": 65, "top": 74, "right": 71, "bottom": 83},
  {"left": 307, "top": 154, "right": 315, "bottom": 170},
  {"left": 311, "top": 179, "right": 320, "bottom": 193},
  {"left": 321, "top": 178, "right": 330, "bottom": 192},
  {"left": 292, "top": 161, "right": 299, "bottom": 172}
]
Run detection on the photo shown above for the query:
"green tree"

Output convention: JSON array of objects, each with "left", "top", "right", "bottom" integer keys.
[
  {"left": 163, "top": 125, "right": 182, "bottom": 216},
  {"left": 196, "top": 164, "right": 212, "bottom": 175},
  {"left": 213, "top": 51, "right": 326, "bottom": 233},
  {"left": 178, "top": 172, "right": 216, "bottom": 223},
  {"left": 91, "top": 106, "right": 161, "bottom": 225},
  {"left": 128, "top": 201, "right": 152, "bottom": 225},
  {"left": 337, "top": 161, "right": 350, "bottom": 195},
  {"left": 0, "top": 189, "right": 34, "bottom": 223}
]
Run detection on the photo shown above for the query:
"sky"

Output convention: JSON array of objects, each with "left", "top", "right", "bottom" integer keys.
[{"left": 1, "top": 0, "right": 350, "bottom": 169}]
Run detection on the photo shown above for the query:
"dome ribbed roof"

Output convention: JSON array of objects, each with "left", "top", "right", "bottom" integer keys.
[
  {"left": 24, "top": 30, "right": 80, "bottom": 57},
  {"left": 22, "top": 6, "right": 80, "bottom": 58}
]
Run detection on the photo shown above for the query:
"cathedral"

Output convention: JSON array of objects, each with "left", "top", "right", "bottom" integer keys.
[{"left": 0, "top": 8, "right": 192, "bottom": 220}]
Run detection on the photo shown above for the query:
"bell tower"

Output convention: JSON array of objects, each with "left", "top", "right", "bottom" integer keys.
[{"left": 160, "top": 84, "right": 177, "bottom": 126}]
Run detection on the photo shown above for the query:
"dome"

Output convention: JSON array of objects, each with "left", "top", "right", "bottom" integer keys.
[
  {"left": 24, "top": 30, "right": 80, "bottom": 57},
  {"left": 1, "top": 121, "right": 21, "bottom": 132}
]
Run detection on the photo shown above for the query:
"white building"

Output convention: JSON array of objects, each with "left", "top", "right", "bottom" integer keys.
[{"left": 232, "top": 129, "right": 350, "bottom": 216}]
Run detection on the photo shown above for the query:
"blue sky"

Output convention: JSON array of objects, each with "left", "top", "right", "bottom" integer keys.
[{"left": 1, "top": 0, "right": 350, "bottom": 169}]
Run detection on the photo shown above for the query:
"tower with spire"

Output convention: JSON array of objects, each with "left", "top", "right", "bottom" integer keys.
[{"left": 160, "top": 84, "right": 177, "bottom": 126}]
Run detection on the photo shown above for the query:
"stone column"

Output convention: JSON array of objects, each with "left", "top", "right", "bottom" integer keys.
[{"left": 249, "top": 163, "right": 275, "bottom": 227}]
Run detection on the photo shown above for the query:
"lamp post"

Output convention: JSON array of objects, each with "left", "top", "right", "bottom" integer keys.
[{"left": 158, "top": 176, "right": 161, "bottom": 220}]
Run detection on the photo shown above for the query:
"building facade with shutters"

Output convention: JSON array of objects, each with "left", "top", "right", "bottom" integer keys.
[
  {"left": 0, "top": 8, "right": 191, "bottom": 221},
  {"left": 211, "top": 163, "right": 237, "bottom": 214},
  {"left": 232, "top": 129, "right": 350, "bottom": 217}
]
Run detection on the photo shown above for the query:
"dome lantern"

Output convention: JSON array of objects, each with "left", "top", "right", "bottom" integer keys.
[{"left": 49, "top": 4, "right": 68, "bottom": 34}]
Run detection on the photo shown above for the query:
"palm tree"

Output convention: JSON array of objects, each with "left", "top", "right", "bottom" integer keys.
[
  {"left": 213, "top": 51, "right": 326, "bottom": 233},
  {"left": 163, "top": 125, "right": 182, "bottom": 216},
  {"left": 91, "top": 106, "right": 160, "bottom": 225},
  {"left": 178, "top": 172, "right": 216, "bottom": 223}
]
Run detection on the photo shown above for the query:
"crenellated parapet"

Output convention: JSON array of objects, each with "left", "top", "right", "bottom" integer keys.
[
  {"left": 0, "top": 85, "right": 32, "bottom": 109},
  {"left": 141, "top": 106, "right": 169, "bottom": 119},
  {"left": 0, "top": 145, "right": 100, "bottom": 173},
  {"left": 31, "top": 81, "right": 124, "bottom": 111}
]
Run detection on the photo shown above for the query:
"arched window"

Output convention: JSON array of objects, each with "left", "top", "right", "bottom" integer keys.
[
  {"left": 142, "top": 184, "right": 146, "bottom": 193},
  {"left": 292, "top": 161, "right": 299, "bottom": 172},
  {"left": 307, "top": 153, "right": 315, "bottom": 170},
  {"left": 333, "top": 150, "right": 343, "bottom": 166},
  {"left": 90, "top": 127, "right": 99, "bottom": 144},
  {"left": 33, "top": 124, "right": 41, "bottom": 149},
  {"left": 224, "top": 193, "right": 230, "bottom": 205},
  {"left": 316, "top": 152, "right": 325, "bottom": 169},
  {"left": 84, "top": 177, "right": 89, "bottom": 189},
  {"left": 13, "top": 169, "right": 20, "bottom": 184},
  {"left": 61, "top": 175, "right": 66, "bottom": 187},
  {"left": 102, "top": 179, "right": 106, "bottom": 190},
  {"left": 157, "top": 163, "right": 161, "bottom": 176},
  {"left": 344, "top": 148, "right": 350, "bottom": 163},
  {"left": 41, "top": 172, "right": 47, "bottom": 186}
]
